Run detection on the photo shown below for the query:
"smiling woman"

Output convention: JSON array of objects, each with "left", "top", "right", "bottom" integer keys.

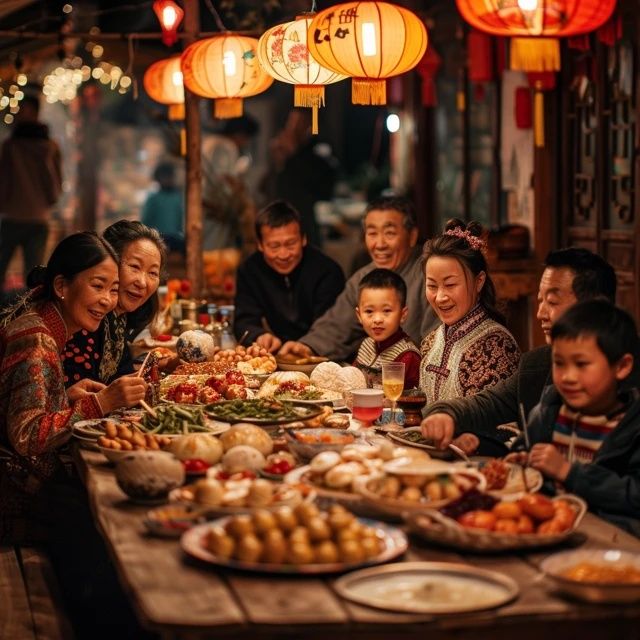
[
  {"left": 62, "top": 220, "right": 167, "bottom": 386},
  {"left": 0, "top": 231, "right": 149, "bottom": 544},
  {"left": 419, "top": 219, "right": 520, "bottom": 404}
]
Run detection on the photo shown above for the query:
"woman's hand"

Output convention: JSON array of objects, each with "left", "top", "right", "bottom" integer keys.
[
  {"left": 67, "top": 379, "right": 106, "bottom": 402},
  {"left": 96, "top": 375, "right": 148, "bottom": 414},
  {"left": 420, "top": 412, "right": 456, "bottom": 449},
  {"left": 504, "top": 451, "right": 529, "bottom": 466},
  {"left": 528, "top": 443, "right": 571, "bottom": 481}
]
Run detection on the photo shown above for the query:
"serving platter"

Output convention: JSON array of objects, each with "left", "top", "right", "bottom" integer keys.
[
  {"left": 204, "top": 399, "right": 323, "bottom": 425},
  {"left": 453, "top": 460, "right": 544, "bottom": 497},
  {"left": 284, "top": 465, "right": 366, "bottom": 508},
  {"left": 144, "top": 504, "right": 208, "bottom": 538},
  {"left": 181, "top": 517, "right": 407, "bottom": 574},
  {"left": 333, "top": 561, "right": 519, "bottom": 614},
  {"left": 386, "top": 428, "right": 456, "bottom": 460}
]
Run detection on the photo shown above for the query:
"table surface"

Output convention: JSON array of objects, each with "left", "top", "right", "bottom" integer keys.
[{"left": 75, "top": 448, "right": 640, "bottom": 640}]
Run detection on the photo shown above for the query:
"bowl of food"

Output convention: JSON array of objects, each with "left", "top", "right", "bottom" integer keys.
[
  {"left": 284, "top": 428, "right": 356, "bottom": 462},
  {"left": 540, "top": 549, "right": 640, "bottom": 603}
]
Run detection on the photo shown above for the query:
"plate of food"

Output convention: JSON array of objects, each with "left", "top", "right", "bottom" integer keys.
[
  {"left": 180, "top": 504, "right": 408, "bottom": 574},
  {"left": 386, "top": 428, "right": 456, "bottom": 460},
  {"left": 406, "top": 490, "right": 587, "bottom": 552},
  {"left": 334, "top": 561, "right": 519, "bottom": 614},
  {"left": 204, "top": 398, "right": 323, "bottom": 425},
  {"left": 540, "top": 549, "right": 640, "bottom": 603},
  {"left": 456, "top": 458, "right": 543, "bottom": 497},
  {"left": 138, "top": 404, "right": 230, "bottom": 437},
  {"left": 144, "top": 503, "right": 208, "bottom": 537}
]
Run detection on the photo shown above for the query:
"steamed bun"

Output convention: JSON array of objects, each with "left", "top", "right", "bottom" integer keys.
[{"left": 310, "top": 362, "right": 367, "bottom": 393}]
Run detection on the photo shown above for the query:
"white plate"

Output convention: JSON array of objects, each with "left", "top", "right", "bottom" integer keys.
[
  {"left": 181, "top": 517, "right": 407, "bottom": 574},
  {"left": 334, "top": 561, "right": 519, "bottom": 613},
  {"left": 452, "top": 460, "right": 543, "bottom": 497}
]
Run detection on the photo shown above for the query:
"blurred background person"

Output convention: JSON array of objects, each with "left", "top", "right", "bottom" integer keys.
[
  {"left": 261, "top": 109, "right": 338, "bottom": 249},
  {"left": 0, "top": 95, "right": 62, "bottom": 295},
  {"left": 141, "top": 161, "right": 184, "bottom": 255}
]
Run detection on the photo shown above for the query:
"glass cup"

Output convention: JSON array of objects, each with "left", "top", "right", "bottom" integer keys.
[
  {"left": 351, "top": 388, "right": 384, "bottom": 428},
  {"left": 382, "top": 362, "right": 405, "bottom": 429}
]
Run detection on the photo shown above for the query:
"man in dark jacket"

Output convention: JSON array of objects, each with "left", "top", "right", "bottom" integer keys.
[
  {"left": 421, "top": 248, "right": 617, "bottom": 454},
  {"left": 233, "top": 200, "right": 345, "bottom": 353}
]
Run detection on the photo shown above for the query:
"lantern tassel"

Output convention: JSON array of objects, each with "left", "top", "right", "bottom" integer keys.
[
  {"left": 510, "top": 38, "right": 560, "bottom": 73},
  {"left": 534, "top": 83, "right": 545, "bottom": 148},
  {"left": 294, "top": 85, "right": 325, "bottom": 135},
  {"left": 180, "top": 128, "right": 186, "bottom": 156},
  {"left": 168, "top": 103, "right": 185, "bottom": 121},
  {"left": 214, "top": 98, "right": 243, "bottom": 119},
  {"left": 352, "top": 79, "right": 387, "bottom": 106}
]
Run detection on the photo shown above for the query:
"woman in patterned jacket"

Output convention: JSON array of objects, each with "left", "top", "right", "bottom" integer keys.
[
  {"left": 419, "top": 219, "right": 520, "bottom": 404},
  {"left": 0, "top": 231, "right": 147, "bottom": 543}
]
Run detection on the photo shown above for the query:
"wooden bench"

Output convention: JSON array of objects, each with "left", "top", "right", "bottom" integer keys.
[{"left": 0, "top": 546, "right": 73, "bottom": 640}]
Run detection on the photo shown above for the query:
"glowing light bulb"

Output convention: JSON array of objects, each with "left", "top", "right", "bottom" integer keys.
[
  {"left": 172, "top": 70, "right": 183, "bottom": 86},
  {"left": 223, "top": 51, "right": 236, "bottom": 76},
  {"left": 162, "top": 6, "right": 178, "bottom": 28},
  {"left": 518, "top": 0, "right": 538, "bottom": 10},
  {"left": 386, "top": 113, "right": 400, "bottom": 133},
  {"left": 362, "top": 23, "right": 377, "bottom": 56}
]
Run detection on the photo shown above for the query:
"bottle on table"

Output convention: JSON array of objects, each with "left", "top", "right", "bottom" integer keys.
[{"left": 219, "top": 307, "right": 236, "bottom": 349}]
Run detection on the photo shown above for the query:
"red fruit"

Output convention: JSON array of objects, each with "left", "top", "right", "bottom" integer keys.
[
  {"left": 156, "top": 334, "right": 172, "bottom": 342},
  {"left": 182, "top": 459, "right": 210, "bottom": 473}
]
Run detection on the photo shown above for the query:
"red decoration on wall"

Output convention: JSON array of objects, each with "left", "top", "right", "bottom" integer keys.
[
  {"left": 153, "top": 0, "right": 184, "bottom": 47},
  {"left": 468, "top": 30, "right": 493, "bottom": 83},
  {"left": 416, "top": 46, "right": 442, "bottom": 107}
]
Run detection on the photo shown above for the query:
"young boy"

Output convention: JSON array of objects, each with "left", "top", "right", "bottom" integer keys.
[
  {"left": 354, "top": 268, "right": 421, "bottom": 389},
  {"left": 517, "top": 299, "right": 640, "bottom": 536}
]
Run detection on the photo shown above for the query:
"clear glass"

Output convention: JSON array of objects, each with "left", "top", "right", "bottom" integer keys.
[{"left": 382, "top": 362, "right": 405, "bottom": 429}]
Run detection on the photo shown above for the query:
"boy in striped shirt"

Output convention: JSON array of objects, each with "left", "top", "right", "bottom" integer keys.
[{"left": 515, "top": 299, "right": 640, "bottom": 536}]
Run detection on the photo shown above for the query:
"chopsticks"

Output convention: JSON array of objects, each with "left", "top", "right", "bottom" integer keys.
[
  {"left": 136, "top": 351, "right": 157, "bottom": 418},
  {"left": 518, "top": 402, "right": 531, "bottom": 493},
  {"left": 139, "top": 399, "right": 157, "bottom": 419}
]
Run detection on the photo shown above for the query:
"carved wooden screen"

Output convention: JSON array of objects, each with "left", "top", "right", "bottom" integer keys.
[{"left": 562, "top": 13, "right": 638, "bottom": 319}]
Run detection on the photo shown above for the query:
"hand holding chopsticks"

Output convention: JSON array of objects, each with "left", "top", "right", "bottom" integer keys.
[{"left": 518, "top": 402, "right": 531, "bottom": 493}]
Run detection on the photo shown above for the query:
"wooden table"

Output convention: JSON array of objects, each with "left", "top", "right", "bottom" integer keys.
[{"left": 75, "top": 449, "right": 640, "bottom": 640}]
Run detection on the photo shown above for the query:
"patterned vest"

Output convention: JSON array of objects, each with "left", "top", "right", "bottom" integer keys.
[{"left": 355, "top": 335, "right": 420, "bottom": 388}]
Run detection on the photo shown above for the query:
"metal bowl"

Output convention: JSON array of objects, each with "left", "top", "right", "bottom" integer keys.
[{"left": 541, "top": 549, "right": 640, "bottom": 603}]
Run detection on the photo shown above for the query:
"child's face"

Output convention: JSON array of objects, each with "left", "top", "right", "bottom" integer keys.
[
  {"left": 552, "top": 335, "right": 633, "bottom": 415},
  {"left": 356, "top": 287, "right": 408, "bottom": 343}
]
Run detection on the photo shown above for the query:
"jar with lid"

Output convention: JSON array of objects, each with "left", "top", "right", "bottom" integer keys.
[{"left": 182, "top": 301, "right": 198, "bottom": 323}]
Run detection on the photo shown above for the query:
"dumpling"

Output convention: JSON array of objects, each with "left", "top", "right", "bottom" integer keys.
[{"left": 221, "top": 445, "right": 266, "bottom": 473}]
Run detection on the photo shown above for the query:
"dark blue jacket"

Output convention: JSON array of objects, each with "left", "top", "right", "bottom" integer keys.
[{"left": 521, "top": 385, "right": 640, "bottom": 537}]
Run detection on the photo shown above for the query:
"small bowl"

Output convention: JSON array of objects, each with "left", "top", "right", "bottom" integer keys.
[
  {"left": 114, "top": 450, "right": 186, "bottom": 504},
  {"left": 284, "top": 428, "right": 356, "bottom": 462},
  {"left": 541, "top": 549, "right": 640, "bottom": 603}
]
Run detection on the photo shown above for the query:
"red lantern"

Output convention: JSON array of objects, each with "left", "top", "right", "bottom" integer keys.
[
  {"left": 153, "top": 0, "right": 184, "bottom": 47},
  {"left": 456, "top": 0, "right": 615, "bottom": 72}
]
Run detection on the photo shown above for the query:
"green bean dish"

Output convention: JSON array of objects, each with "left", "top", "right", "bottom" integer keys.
[
  {"left": 140, "top": 404, "right": 214, "bottom": 435},
  {"left": 205, "top": 398, "right": 323, "bottom": 424}
]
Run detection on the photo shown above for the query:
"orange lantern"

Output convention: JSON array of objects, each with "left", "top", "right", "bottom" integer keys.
[
  {"left": 143, "top": 55, "right": 185, "bottom": 120},
  {"left": 307, "top": 2, "right": 428, "bottom": 106},
  {"left": 181, "top": 35, "right": 274, "bottom": 119},
  {"left": 153, "top": 0, "right": 184, "bottom": 47},
  {"left": 456, "top": 0, "right": 615, "bottom": 71},
  {"left": 258, "top": 15, "right": 347, "bottom": 134}
]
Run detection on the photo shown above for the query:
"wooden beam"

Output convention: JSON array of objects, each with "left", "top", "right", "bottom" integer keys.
[{"left": 183, "top": 0, "right": 203, "bottom": 297}]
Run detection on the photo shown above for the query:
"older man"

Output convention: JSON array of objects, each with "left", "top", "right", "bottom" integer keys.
[
  {"left": 279, "top": 196, "right": 438, "bottom": 361},
  {"left": 233, "top": 200, "right": 345, "bottom": 353},
  {"left": 421, "top": 248, "right": 617, "bottom": 452}
]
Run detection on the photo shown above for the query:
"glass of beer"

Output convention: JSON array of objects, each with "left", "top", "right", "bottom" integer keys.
[
  {"left": 382, "top": 362, "right": 405, "bottom": 427},
  {"left": 351, "top": 389, "right": 384, "bottom": 428}
]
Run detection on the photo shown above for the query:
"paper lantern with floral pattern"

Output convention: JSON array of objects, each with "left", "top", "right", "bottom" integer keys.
[
  {"left": 143, "top": 55, "right": 185, "bottom": 120},
  {"left": 456, "top": 0, "right": 616, "bottom": 71},
  {"left": 181, "top": 35, "right": 273, "bottom": 119},
  {"left": 307, "top": 2, "right": 428, "bottom": 105},
  {"left": 258, "top": 15, "right": 347, "bottom": 134}
]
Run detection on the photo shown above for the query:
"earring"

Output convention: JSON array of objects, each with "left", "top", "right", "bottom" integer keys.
[{"left": 60, "top": 295, "right": 65, "bottom": 300}]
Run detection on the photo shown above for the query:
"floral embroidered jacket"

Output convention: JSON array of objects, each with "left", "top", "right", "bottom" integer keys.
[
  {"left": 0, "top": 302, "right": 102, "bottom": 541},
  {"left": 419, "top": 305, "right": 521, "bottom": 404}
]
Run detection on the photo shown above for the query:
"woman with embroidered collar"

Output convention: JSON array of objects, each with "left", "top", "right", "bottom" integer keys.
[
  {"left": 63, "top": 220, "right": 167, "bottom": 386},
  {"left": 419, "top": 219, "right": 520, "bottom": 404},
  {"left": 0, "top": 231, "right": 147, "bottom": 543}
]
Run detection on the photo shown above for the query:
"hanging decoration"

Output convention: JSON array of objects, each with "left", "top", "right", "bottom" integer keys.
[
  {"left": 143, "top": 55, "right": 186, "bottom": 153},
  {"left": 307, "top": 1, "right": 428, "bottom": 106},
  {"left": 153, "top": 0, "right": 184, "bottom": 47},
  {"left": 181, "top": 34, "right": 273, "bottom": 119},
  {"left": 455, "top": 0, "right": 616, "bottom": 72},
  {"left": 257, "top": 15, "right": 346, "bottom": 135},
  {"left": 415, "top": 46, "right": 441, "bottom": 107}
]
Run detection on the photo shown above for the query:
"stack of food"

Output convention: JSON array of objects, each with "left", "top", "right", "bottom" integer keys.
[{"left": 257, "top": 371, "right": 343, "bottom": 403}]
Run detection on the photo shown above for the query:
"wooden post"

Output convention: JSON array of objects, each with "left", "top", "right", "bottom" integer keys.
[{"left": 183, "top": 0, "right": 203, "bottom": 296}]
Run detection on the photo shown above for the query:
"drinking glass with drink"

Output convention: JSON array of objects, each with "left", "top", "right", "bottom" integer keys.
[
  {"left": 350, "top": 389, "right": 384, "bottom": 428},
  {"left": 382, "top": 362, "right": 405, "bottom": 429}
]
